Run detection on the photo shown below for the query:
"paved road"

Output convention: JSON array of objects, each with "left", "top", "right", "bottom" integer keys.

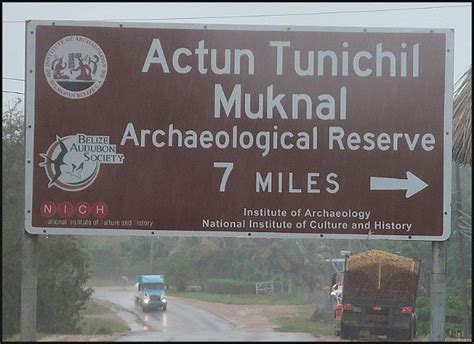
[{"left": 92, "top": 288, "right": 317, "bottom": 341}]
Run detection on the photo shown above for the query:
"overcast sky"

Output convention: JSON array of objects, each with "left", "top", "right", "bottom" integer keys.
[{"left": 2, "top": 2, "right": 472, "bottom": 103}]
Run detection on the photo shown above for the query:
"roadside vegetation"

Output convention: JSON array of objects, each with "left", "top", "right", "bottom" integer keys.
[
  {"left": 3, "top": 300, "right": 128, "bottom": 341},
  {"left": 3, "top": 98, "right": 93, "bottom": 339},
  {"left": 3, "top": 333, "right": 49, "bottom": 342},
  {"left": 78, "top": 300, "right": 129, "bottom": 335},
  {"left": 272, "top": 305, "right": 334, "bottom": 337},
  {"left": 167, "top": 290, "right": 310, "bottom": 305}
]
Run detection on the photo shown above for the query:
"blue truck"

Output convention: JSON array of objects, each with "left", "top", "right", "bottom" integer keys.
[{"left": 134, "top": 275, "right": 167, "bottom": 312}]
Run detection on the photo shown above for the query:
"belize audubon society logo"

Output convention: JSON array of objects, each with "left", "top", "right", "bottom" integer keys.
[
  {"left": 44, "top": 35, "right": 107, "bottom": 99},
  {"left": 40, "top": 134, "right": 125, "bottom": 191}
]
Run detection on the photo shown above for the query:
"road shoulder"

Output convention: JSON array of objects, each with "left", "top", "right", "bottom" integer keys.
[{"left": 167, "top": 295, "right": 309, "bottom": 332}]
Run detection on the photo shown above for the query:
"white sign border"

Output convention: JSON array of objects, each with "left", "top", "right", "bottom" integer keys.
[{"left": 24, "top": 20, "right": 453, "bottom": 241}]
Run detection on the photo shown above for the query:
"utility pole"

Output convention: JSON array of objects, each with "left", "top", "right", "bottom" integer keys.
[
  {"left": 21, "top": 231, "right": 38, "bottom": 341},
  {"left": 431, "top": 241, "right": 447, "bottom": 341},
  {"left": 454, "top": 165, "right": 472, "bottom": 337}
]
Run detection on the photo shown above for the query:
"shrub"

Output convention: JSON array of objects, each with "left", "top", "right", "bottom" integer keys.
[
  {"left": 95, "top": 326, "right": 113, "bottom": 335},
  {"left": 185, "top": 285, "right": 202, "bottom": 292},
  {"left": 206, "top": 279, "right": 255, "bottom": 294},
  {"left": 416, "top": 291, "right": 469, "bottom": 338},
  {"left": 310, "top": 305, "right": 333, "bottom": 323}
]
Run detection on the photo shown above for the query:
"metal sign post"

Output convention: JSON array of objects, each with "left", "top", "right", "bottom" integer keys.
[
  {"left": 20, "top": 230, "right": 38, "bottom": 341},
  {"left": 431, "top": 240, "right": 447, "bottom": 341}
]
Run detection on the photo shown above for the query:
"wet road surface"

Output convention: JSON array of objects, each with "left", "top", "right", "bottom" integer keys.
[{"left": 92, "top": 288, "right": 317, "bottom": 341}]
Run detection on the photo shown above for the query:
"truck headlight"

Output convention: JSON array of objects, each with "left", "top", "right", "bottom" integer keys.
[
  {"left": 162, "top": 298, "right": 167, "bottom": 303},
  {"left": 143, "top": 298, "right": 150, "bottom": 304}
]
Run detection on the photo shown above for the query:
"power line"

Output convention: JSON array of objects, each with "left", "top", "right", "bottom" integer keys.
[
  {"left": 3, "top": 90, "right": 24, "bottom": 95},
  {"left": 3, "top": 77, "right": 25, "bottom": 82},
  {"left": 2, "top": 4, "right": 471, "bottom": 23}
]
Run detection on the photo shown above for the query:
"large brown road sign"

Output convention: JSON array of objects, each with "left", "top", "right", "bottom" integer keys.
[{"left": 25, "top": 21, "right": 453, "bottom": 240}]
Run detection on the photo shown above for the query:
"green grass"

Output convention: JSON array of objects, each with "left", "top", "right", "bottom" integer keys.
[
  {"left": 81, "top": 299, "right": 112, "bottom": 315},
  {"left": 79, "top": 300, "right": 129, "bottom": 335},
  {"left": 167, "top": 290, "right": 310, "bottom": 305},
  {"left": 271, "top": 306, "right": 334, "bottom": 336},
  {"left": 79, "top": 316, "right": 129, "bottom": 335},
  {"left": 86, "top": 278, "right": 121, "bottom": 288},
  {"left": 3, "top": 333, "right": 49, "bottom": 342},
  {"left": 3, "top": 300, "right": 129, "bottom": 340}
]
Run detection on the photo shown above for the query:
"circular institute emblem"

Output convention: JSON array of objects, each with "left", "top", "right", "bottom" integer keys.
[{"left": 44, "top": 35, "right": 107, "bottom": 99}]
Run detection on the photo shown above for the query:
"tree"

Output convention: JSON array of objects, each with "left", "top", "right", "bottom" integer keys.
[
  {"left": 451, "top": 66, "right": 472, "bottom": 337},
  {"left": 2, "top": 98, "right": 92, "bottom": 337},
  {"left": 36, "top": 236, "right": 93, "bottom": 333},
  {"left": 452, "top": 66, "right": 472, "bottom": 166},
  {"left": 2, "top": 98, "right": 24, "bottom": 337},
  {"left": 162, "top": 237, "right": 198, "bottom": 291}
]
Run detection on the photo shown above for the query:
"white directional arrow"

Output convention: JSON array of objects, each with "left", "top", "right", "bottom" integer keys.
[{"left": 370, "top": 171, "right": 428, "bottom": 198}]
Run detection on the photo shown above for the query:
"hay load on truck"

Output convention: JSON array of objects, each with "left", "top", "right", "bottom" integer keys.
[
  {"left": 335, "top": 250, "right": 420, "bottom": 340},
  {"left": 134, "top": 275, "right": 167, "bottom": 312}
]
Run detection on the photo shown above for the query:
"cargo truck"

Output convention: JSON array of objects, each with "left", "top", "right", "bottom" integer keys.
[
  {"left": 332, "top": 250, "right": 420, "bottom": 340},
  {"left": 134, "top": 275, "right": 167, "bottom": 312}
]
